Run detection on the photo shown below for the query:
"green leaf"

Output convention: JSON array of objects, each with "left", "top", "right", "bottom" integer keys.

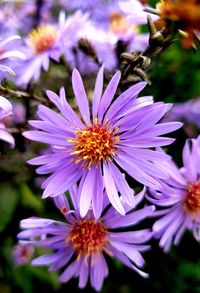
[
  {"left": 20, "top": 183, "right": 43, "bottom": 212},
  {"left": 0, "top": 184, "right": 18, "bottom": 233}
]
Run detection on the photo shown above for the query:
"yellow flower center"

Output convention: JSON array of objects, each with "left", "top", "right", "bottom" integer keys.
[
  {"left": 28, "top": 24, "right": 57, "bottom": 54},
  {"left": 184, "top": 180, "right": 200, "bottom": 220},
  {"left": 69, "top": 121, "right": 119, "bottom": 168},
  {"left": 109, "top": 12, "right": 139, "bottom": 34},
  {"left": 67, "top": 219, "right": 108, "bottom": 257}
]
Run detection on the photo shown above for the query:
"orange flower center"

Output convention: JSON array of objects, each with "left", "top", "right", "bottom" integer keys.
[
  {"left": 184, "top": 181, "right": 200, "bottom": 219},
  {"left": 109, "top": 12, "right": 139, "bottom": 34},
  {"left": 69, "top": 122, "right": 119, "bottom": 168},
  {"left": 28, "top": 24, "right": 57, "bottom": 54},
  {"left": 67, "top": 219, "right": 108, "bottom": 256}
]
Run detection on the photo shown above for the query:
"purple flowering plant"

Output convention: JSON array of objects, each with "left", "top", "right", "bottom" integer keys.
[
  {"left": 18, "top": 189, "right": 154, "bottom": 291},
  {"left": 0, "top": 0, "right": 200, "bottom": 292}
]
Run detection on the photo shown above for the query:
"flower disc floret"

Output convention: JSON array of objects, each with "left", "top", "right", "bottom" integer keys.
[
  {"left": 68, "top": 219, "right": 108, "bottom": 256},
  {"left": 28, "top": 24, "right": 57, "bottom": 54},
  {"left": 69, "top": 122, "right": 119, "bottom": 168},
  {"left": 184, "top": 181, "right": 200, "bottom": 218}
]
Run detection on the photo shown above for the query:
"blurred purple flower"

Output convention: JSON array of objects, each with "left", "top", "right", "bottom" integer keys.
[
  {"left": 23, "top": 67, "right": 181, "bottom": 217},
  {"left": 12, "top": 243, "right": 34, "bottom": 266},
  {"left": 163, "top": 98, "right": 200, "bottom": 128},
  {"left": 16, "top": 11, "right": 88, "bottom": 86},
  {"left": 18, "top": 190, "right": 154, "bottom": 291},
  {"left": 147, "top": 137, "right": 200, "bottom": 252},
  {"left": 0, "top": 96, "right": 14, "bottom": 148},
  {"left": 0, "top": 35, "right": 26, "bottom": 78},
  {"left": 0, "top": 3, "right": 21, "bottom": 34}
]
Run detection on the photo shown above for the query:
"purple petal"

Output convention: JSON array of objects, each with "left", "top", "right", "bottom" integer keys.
[
  {"left": 98, "top": 71, "right": 121, "bottom": 123},
  {"left": 92, "top": 165, "right": 104, "bottom": 219},
  {"left": 110, "top": 240, "right": 145, "bottom": 267},
  {"left": 92, "top": 65, "right": 104, "bottom": 120},
  {"left": 108, "top": 161, "right": 135, "bottom": 206},
  {"left": 72, "top": 68, "right": 90, "bottom": 124},
  {"left": 103, "top": 162, "right": 125, "bottom": 215},
  {"left": 105, "top": 82, "right": 147, "bottom": 122},
  {"left": 59, "top": 259, "right": 80, "bottom": 283},
  {"left": 90, "top": 253, "right": 108, "bottom": 291},
  {"left": 79, "top": 166, "right": 97, "bottom": 217}
]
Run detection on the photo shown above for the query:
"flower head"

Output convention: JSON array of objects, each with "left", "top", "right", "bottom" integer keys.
[
  {"left": 147, "top": 136, "right": 200, "bottom": 252},
  {"left": 28, "top": 24, "right": 57, "bottom": 55},
  {"left": 16, "top": 11, "right": 88, "bottom": 85},
  {"left": 23, "top": 67, "right": 181, "bottom": 217},
  {"left": 0, "top": 96, "right": 14, "bottom": 148},
  {"left": 18, "top": 189, "right": 154, "bottom": 291}
]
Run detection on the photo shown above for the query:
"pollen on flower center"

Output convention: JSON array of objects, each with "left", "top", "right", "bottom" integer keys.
[
  {"left": 69, "top": 122, "right": 119, "bottom": 168},
  {"left": 67, "top": 219, "right": 108, "bottom": 256},
  {"left": 28, "top": 24, "right": 57, "bottom": 54},
  {"left": 184, "top": 180, "right": 200, "bottom": 219}
]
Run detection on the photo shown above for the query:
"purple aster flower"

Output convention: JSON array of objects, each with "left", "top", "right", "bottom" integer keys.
[
  {"left": 0, "top": 35, "right": 26, "bottom": 78},
  {"left": 16, "top": 11, "right": 88, "bottom": 86},
  {"left": 18, "top": 189, "right": 154, "bottom": 291},
  {"left": 12, "top": 243, "right": 34, "bottom": 266},
  {"left": 146, "top": 137, "right": 200, "bottom": 252},
  {"left": 23, "top": 67, "right": 181, "bottom": 217},
  {"left": 81, "top": 0, "right": 149, "bottom": 67},
  {"left": 0, "top": 96, "right": 14, "bottom": 148}
]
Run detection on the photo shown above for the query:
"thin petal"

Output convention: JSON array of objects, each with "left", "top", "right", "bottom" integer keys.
[{"left": 72, "top": 68, "right": 90, "bottom": 124}]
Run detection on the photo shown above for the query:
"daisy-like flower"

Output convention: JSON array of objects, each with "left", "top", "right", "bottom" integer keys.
[
  {"left": 0, "top": 35, "right": 26, "bottom": 78},
  {"left": 23, "top": 67, "right": 181, "bottom": 218},
  {"left": 16, "top": 11, "right": 88, "bottom": 86},
  {"left": 90, "top": 0, "right": 149, "bottom": 53},
  {"left": 18, "top": 189, "right": 154, "bottom": 291},
  {"left": 147, "top": 137, "right": 200, "bottom": 252},
  {"left": 0, "top": 96, "right": 14, "bottom": 148}
]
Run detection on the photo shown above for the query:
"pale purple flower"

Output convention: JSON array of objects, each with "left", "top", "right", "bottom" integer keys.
[
  {"left": 23, "top": 67, "right": 181, "bottom": 217},
  {"left": 18, "top": 189, "right": 154, "bottom": 291},
  {"left": 147, "top": 137, "right": 200, "bottom": 252},
  {"left": 0, "top": 35, "right": 26, "bottom": 78},
  {"left": 16, "top": 11, "right": 88, "bottom": 86},
  {"left": 12, "top": 243, "right": 34, "bottom": 266},
  {"left": 0, "top": 96, "right": 14, "bottom": 148},
  {"left": 91, "top": 0, "right": 148, "bottom": 40}
]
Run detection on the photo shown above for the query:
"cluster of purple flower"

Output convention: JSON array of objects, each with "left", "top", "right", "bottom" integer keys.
[
  {"left": 17, "top": 67, "right": 200, "bottom": 290},
  {"left": 0, "top": 0, "right": 200, "bottom": 292}
]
